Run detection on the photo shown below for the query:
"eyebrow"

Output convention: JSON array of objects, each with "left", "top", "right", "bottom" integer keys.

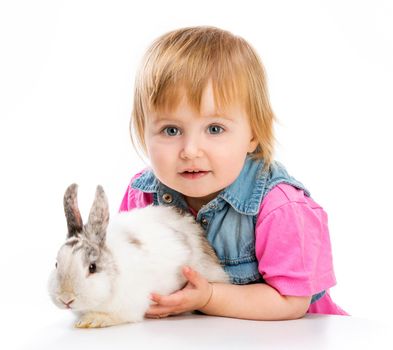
[{"left": 152, "top": 112, "right": 234, "bottom": 123}]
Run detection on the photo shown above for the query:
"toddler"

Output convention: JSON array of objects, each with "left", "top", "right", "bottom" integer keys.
[{"left": 120, "top": 26, "right": 348, "bottom": 320}]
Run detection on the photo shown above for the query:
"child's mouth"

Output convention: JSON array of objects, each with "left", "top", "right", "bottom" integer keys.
[{"left": 180, "top": 170, "right": 210, "bottom": 179}]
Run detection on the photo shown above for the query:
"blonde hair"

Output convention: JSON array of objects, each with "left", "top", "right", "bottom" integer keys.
[{"left": 130, "top": 26, "right": 275, "bottom": 168}]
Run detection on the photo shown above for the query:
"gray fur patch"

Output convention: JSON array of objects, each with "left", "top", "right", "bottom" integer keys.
[
  {"left": 70, "top": 237, "right": 117, "bottom": 275},
  {"left": 65, "top": 237, "right": 80, "bottom": 247},
  {"left": 70, "top": 238, "right": 100, "bottom": 268},
  {"left": 128, "top": 237, "right": 143, "bottom": 248},
  {"left": 85, "top": 185, "right": 109, "bottom": 246},
  {"left": 64, "top": 184, "right": 83, "bottom": 238},
  {"left": 169, "top": 219, "right": 220, "bottom": 263}
]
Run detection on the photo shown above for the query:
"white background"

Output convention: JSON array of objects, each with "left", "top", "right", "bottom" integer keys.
[{"left": 1, "top": 0, "right": 392, "bottom": 347}]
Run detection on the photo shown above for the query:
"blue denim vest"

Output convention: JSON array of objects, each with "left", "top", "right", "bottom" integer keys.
[{"left": 131, "top": 156, "right": 325, "bottom": 303}]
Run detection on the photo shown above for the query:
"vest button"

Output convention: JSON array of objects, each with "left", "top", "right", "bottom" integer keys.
[
  {"left": 162, "top": 193, "right": 173, "bottom": 203},
  {"left": 201, "top": 217, "right": 208, "bottom": 225}
]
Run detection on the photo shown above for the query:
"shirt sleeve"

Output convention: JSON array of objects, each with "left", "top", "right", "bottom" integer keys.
[
  {"left": 118, "top": 170, "right": 154, "bottom": 212},
  {"left": 255, "top": 185, "right": 337, "bottom": 297}
]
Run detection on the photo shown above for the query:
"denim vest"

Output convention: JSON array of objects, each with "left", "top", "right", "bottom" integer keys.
[{"left": 131, "top": 156, "right": 325, "bottom": 304}]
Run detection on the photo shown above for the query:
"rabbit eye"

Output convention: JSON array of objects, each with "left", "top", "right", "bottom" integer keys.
[
  {"left": 55, "top": 262, "right": 58, "bottom": 269},
  {"left": 89, "top": 263, "right": 97, "bottom": 274}
]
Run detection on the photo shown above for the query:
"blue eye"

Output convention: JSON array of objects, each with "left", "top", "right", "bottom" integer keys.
[
  {"left": 208, "top": 125, "right": 224, "bottom": 134},
  {"left": 163, "top": 126, "right": 181, "bottom": 136}
]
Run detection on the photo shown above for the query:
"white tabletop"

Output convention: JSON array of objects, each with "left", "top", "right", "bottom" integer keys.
[{"left": 16, "top": 312, "right": 392, "bottom": 350}]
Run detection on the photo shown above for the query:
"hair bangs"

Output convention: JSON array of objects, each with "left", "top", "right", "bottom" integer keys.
[{"left": 139, "top": 29, "right": 249, "bottom": 116}]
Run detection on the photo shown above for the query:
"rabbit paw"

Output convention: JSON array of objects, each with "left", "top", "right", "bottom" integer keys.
[{"left": 75, "top": 312, "right": 120, "bottom": 328}]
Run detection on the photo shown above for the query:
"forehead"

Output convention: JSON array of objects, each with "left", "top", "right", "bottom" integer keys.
[
  {"left": 61, "top": 236, "right": 100, "bottom": 264},
  {"left": 148, "top": 83, "right": 243, "bottom": 122},
  {"left": 150, "top": 108, "right": 226, "bottom": 122}
]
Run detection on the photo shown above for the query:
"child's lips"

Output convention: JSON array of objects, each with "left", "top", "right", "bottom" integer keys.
[{"left": 179, "top": 170, "right": 210, "bottom": 179}]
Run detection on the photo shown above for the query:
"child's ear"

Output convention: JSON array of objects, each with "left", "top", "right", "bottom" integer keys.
[{"left": 247, "top": 136, "right": 259, "bottom": 153}]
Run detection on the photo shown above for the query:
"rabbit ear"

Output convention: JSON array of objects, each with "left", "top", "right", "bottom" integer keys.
[
  {"left": 85, "top": 185, "right": 109, "bottom": 246},
  {"left": 64, "top": 183, "right": 83, "bottom": 238}
]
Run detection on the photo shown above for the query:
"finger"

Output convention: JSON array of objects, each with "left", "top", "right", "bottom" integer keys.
[
  {"left": 145, "top": 313, "right": 171, "bottom": 319},
  {"left": 150, "top": 293, "right": 162, "bottom": 302},
  {"left": 151, "top": 291, "right": 185, "bottom": 307},
  {"left": 146, "top": 304, "right": 179, "bottom": 316},
  {"left": 182, "top": 266, "right": 205, "bottom": 287},
  {"left": 148, "top": 301, "right": 184, "bottom": 313},
  {"left": 146, "top": 306, "right": 186, "bottom": 318}
]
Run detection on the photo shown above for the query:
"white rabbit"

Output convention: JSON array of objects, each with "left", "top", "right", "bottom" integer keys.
[{"left": 48, "top": 184, "right": 229, "bottom": 328}]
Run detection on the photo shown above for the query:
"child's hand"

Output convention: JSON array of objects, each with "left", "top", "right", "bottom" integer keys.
[{"left": 145, "top": 266, "right": 213, "bottom": 319}]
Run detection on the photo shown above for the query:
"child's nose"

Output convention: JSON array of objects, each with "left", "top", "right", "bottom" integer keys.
[{"left": 180, "top": 135, "right": 204, "bottom": 159}]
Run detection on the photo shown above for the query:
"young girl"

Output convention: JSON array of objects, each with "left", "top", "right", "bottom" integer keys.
[{"left": 120, "top": 26, "right": 348, "bottom": 320}]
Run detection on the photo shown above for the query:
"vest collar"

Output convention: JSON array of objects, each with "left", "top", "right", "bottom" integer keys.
[{"left": 219, "top": 156, "right": 267, "bottom": 215}]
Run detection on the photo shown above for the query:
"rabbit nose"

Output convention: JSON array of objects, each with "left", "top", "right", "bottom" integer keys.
[{"left": 60, "top": 298, "right": 75, "bottom": 308}]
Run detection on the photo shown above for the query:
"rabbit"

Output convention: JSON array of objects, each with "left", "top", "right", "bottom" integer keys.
[{"left": 48, "top": 183, "right": 229, "bottom": 328}]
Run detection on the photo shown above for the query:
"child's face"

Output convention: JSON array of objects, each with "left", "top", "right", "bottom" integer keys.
[{"left": 144, "top": 80, "right": 258, "bottom": 205}]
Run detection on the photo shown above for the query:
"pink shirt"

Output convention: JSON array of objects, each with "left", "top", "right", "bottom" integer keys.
[{"left": 120, "top": 172, "right": 348, "bottom": 315}]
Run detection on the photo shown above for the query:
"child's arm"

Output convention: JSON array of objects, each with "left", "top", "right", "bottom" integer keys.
[
  {"left": 200, "top": 282, "right": 311, "bottom": 320},
  {"left": 146, "top": 266, "right": 311, "bottom": 321}
]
